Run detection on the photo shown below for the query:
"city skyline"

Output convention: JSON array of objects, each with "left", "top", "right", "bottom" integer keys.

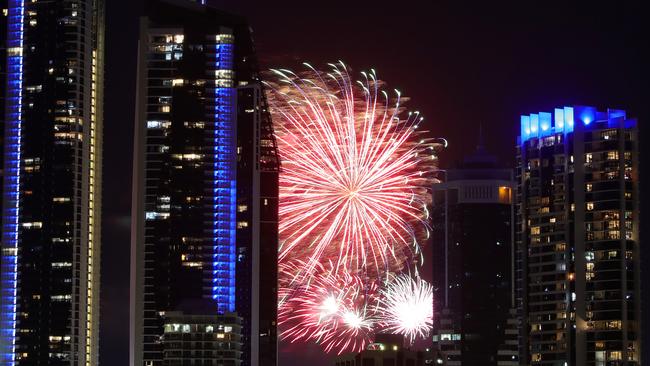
[{"left": 1, "top": 0, "right": 646, "bottom": 365}]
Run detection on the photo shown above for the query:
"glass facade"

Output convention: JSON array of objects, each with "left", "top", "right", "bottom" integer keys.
[
  {"left": 431, "top": 146, "right": 516, "bottom": 365},
  {"left": 0, "top": 0, "right": 105, "bottom": 364},
  {"left": 130, "top": 1, "right": 279, "bottom": 366},
  {"left": 516, "top": 106, "right": 640, "bottom": 365}
]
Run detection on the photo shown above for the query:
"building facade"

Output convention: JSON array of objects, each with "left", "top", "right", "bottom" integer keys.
[
  {"left": 516, "top": 106, "right": 641, "bottom": 365},
  {"left": 430, "top": 143, "right": 516, "bottom": 365},
  {"left": 334, "top": 334, "right": 430, "bottom": 366},
  {"left": 129, "top": 1, "right": 279, "bottom": 365},
  {"left": 162, "top": 311, "right": 242, "bottom": 366},
  {"left": 0, "top": 0, "right": 104, "bottom": 364}
]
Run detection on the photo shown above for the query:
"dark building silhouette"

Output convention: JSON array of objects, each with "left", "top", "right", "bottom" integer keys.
[
  {"left": 516, "top": 106, "right": 641, "bottom": 365},
  {"left": 0, "top": 0, "right": 105, "bottom": 364},
  {"left": 129, "top": 1, "right": 279, "bottom": 365},
  {"left": 430, "top": 137, "right": 516, "bottom": 365},
  {"left": 334, "top": 334, "right": 430, "bottom": 366}
]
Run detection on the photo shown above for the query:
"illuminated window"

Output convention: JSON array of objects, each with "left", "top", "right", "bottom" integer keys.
[
  {"left": 586, "top": 202, "right": 594, "bottom": 211},
  {"left": 585, "top": 153, "right": 593, "bottom": 163},
  {"left": 586, "top": 183, "right": 592, "bottom": 192},
  {"left": 608, "top": 350, "right": 622, "bottom": 360},
  {"left": 607, "top": 151, "right": 619, "bottom": 160}
]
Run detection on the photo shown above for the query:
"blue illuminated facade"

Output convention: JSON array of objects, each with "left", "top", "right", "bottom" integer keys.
[
  {"left": 516, "top": 105, "right": 641, "bottom": 365},
  {"left": 212, "top": 35, "right": 237, "bottom": 314},
  {"left": 130, "top": 3, "right": 279, "bottom": 365},
  {"left": 518, "top": 105, "right": 632, "bottom": 145},
  {"left": 0, "top": 1, "right": 24, "bottom": 364},
  {"left": 1, "top": 0, "right": 104, "bottom": 363}
]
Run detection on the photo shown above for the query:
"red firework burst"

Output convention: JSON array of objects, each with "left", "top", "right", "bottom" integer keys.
[
  {"left": 268, "top": 62, "right": 441, "bottom": 354},
  {"left": 279, "top": 260, "right": 379, "bottom": 354}
]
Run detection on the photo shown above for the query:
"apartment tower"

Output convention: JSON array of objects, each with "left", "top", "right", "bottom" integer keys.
[
  {"left": 129, "top": 1, "right": 279, "bottom": 365},
  {"left": 0, "top": 0, "right": 105, "bottom": 364},
  {"left": 516, "top": 106, "right": 641, "bottom": 365}
]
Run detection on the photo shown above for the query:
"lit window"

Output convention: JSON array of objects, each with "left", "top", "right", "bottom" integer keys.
[
  {"left": 606, "top": 151, "right": 619, "bottom": 160},
  {"left": 586, "top": 202, "right": 594, "bottom": 211},
  {"left": 586, "top": 183, "right": 592, "bottom": 192},
  {"left": 174, "top": 34, "right": 184, "bottom": 44}
]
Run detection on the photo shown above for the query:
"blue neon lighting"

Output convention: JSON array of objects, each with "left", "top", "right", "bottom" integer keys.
[
  {"left": 554, "top": 108, "right": 564, "bottom": 131},
  {"left": 519, "top": 106, "right": 632, "bottom": 145},
  {"left": 211, "top": 38, "right": 236, "bottom": 314},
  {"left": 1, "top": 1, "right": 24, "bottom": 364}
]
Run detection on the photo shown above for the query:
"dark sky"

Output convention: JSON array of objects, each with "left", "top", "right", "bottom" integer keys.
[{"left": 103, "top": 1, "right": 648, "bottom": 365}]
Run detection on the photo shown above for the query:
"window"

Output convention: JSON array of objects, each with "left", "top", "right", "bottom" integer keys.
[
  {"left": 586, "top": 202, "right": 594, "bottom": 211},
  {"left": 606, "top": 151, "right": 619, "bottom": 160},
  {"left": 586, "top": 183, "right": 592, "bottom": 192},
  {"left": 608, "top": 351, "right": 622, "bottom": 360},
  {"left": 601, "top": 130, "right": 617, "bottom": 140}
]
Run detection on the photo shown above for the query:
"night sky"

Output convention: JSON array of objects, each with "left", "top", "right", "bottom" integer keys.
[{"left": 103, "top": 1, "right": 648, "bottom": 365}]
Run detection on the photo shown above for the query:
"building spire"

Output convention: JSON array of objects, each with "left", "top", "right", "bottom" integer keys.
[{"left": 477, "top": 122, "right": 485, "bottom": 152}]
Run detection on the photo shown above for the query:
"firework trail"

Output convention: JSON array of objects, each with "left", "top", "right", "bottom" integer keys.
[{"left": 267, "top": 62, "right": 440, "bottom": 353}]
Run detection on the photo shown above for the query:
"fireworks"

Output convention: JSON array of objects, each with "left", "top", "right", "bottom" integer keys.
[
  {"left": 267, "top": 62, "right": 439, "bottom": 353},
  {"left": 378, "top": 274, "right": 434, "bottom": 343},
  {"left": 279, "top": 261, "right": 378, "bottom": 354}
]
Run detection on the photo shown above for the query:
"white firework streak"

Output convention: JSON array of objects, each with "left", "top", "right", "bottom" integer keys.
[{"left": 378, "top": 273, "right": 433, "bottom": 343}]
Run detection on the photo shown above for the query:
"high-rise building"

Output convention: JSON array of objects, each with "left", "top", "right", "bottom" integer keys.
[
  {"left": 430, "top": 141, "right": 516, "bottom": 366},
  {"left": 129, "top": 1, "right": 279, "bottom": 365},
  {"left": 0, "top": 0, "right": 104, "bottom": 364},
  {"left": 516, "top": 106, "right": 641, "bottom": 365}
]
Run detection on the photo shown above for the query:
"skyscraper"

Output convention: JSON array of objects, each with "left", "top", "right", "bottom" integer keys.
[
  {"left": 431, "top": 141, "right": 516, "bottom": 365},
  {"left": 129, "top": 1, "right": 279, "bottom": 365},
  {"left": 0, "top": 0, "right": 105, "bottom": 364},
  {"left": 516, "top": 106, "right": 641, "bottom": 365}
]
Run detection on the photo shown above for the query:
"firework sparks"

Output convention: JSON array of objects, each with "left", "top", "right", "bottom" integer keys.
[
  {"left": 268, "top": 62, "right": 440, "bottom": 353},
  {"left": 266, "top": 62, "right": 437, "bottom": 282},
  {"left": 278, "top": 261, "right": 378, "bottom": 354},
  {"left": 378, "top": 273, "right": 433, "bottom": 343}
]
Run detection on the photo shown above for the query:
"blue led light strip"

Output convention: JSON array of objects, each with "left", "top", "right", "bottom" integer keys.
[
  {"left": 1, "top": 0, "right": 24, "bottom": 364},
  {"left": 211, "top": 35, "right": 236, "bottom": 313}
]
